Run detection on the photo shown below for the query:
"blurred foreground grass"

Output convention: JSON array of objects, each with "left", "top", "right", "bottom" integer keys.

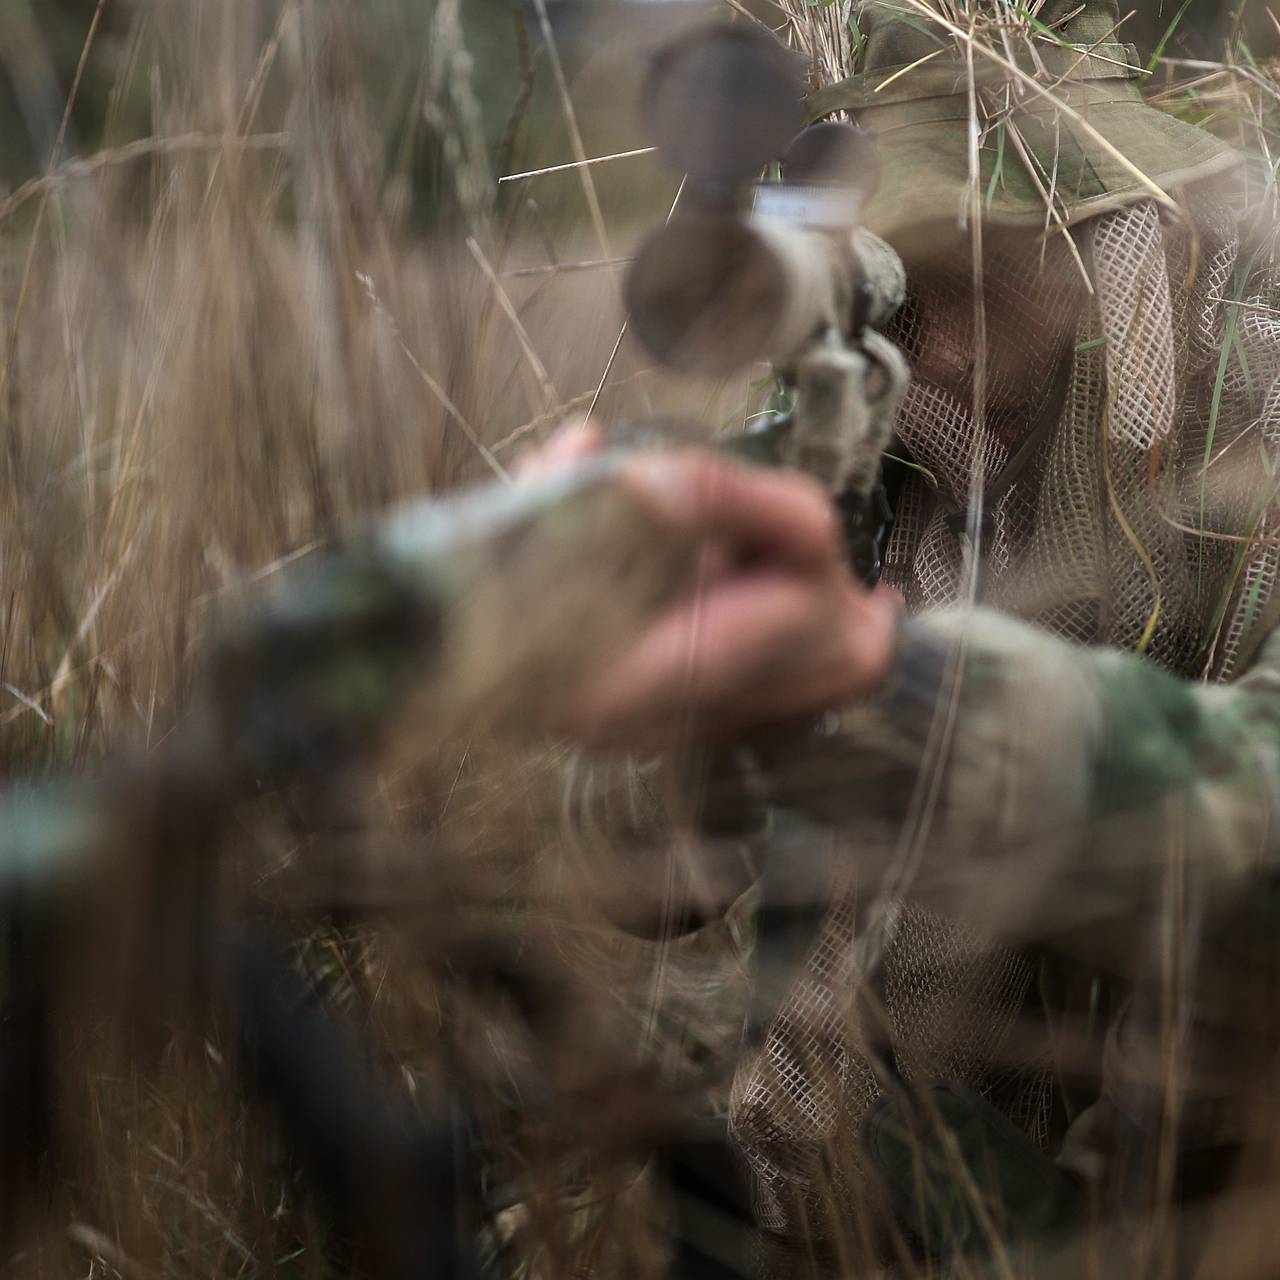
[
  {"left": 0, "top": 4, "right": 757, "bottom": 1277},
  {"left": 7, "top": 3, "right": 1280, "bottom": 1278}
]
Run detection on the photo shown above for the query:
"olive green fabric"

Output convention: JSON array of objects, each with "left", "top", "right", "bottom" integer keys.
[{"left": 805, "top": 0, "right": 1240, "bottom": 238}]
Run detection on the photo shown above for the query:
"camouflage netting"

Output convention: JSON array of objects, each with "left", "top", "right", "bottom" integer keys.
[
  {"left": 726, "top": 186, "right": 1280, "bottom": 1249},
  {"left": 883, "top": 191, "right": 1280, "bottom": 679}
]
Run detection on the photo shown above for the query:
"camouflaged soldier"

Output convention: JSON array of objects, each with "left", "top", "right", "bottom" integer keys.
[
  {"left": 5, "top": 1, "right": 1276, "bottom": 1271},
  {"left": 554, "top": 0, "right": 1280, "bottom": 1272}
]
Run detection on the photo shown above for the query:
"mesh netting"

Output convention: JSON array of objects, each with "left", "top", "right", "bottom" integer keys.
[{"left": 728, "top": 191, "right": 1280, "bottom": 1246}]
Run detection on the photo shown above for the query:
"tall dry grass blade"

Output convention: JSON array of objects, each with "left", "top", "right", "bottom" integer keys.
[
  {"left": 1, "top": 0, "right": 108, "bottom": 472},
  {"left": 501, "top": 257, "right": 633, "bottom": 279},
  {"left": 499, "top": 148, "right": 658, "bottom": 184},
  {"left": 0, "top": 133, "right": 292, "bottom": 224},
  {"left": 466, "top": 235, "right": 561, "bottom": 412},
  {"left": 529, "top": 0, "right": 621, "bottom": 287},
  {"left": 357, "top": 270, "right": 510, "bottom": 483}
]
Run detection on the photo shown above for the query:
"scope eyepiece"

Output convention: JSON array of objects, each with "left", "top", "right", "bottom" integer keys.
[
  {"left": 625, "top": 213, "right": 839, "bottom": 377},
  {"left": 641, "top": 21, "right": 805, "bottom": 187},
  {"left": 782, "top": 122, "right": 882, "bottom": 202}
]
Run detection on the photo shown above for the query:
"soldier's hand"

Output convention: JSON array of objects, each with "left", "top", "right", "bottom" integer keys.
[{"left": 521, "top": 423, "right": 902, "bottom": 748}]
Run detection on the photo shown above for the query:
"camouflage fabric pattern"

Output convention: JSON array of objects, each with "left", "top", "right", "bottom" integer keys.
[
  {"left": 715, "top": 3, "right": 1280, "bottom": 1258},
  {"left": 811, "top": 0, "right": 1239, "bottom": 239},
  {"left": 722, "top": 210, "right": 1280, "bottom": 1269}
]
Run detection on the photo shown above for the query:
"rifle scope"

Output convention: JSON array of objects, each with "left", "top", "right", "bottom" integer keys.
[{"left": 625, "top": 21, "right": 884, "bottom": 377}]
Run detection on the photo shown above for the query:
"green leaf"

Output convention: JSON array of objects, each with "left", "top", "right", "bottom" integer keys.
[
  {"left": 985, "top": 122, "right": 1006, "bottom": 211},
  {"left": 1011, "top": 4, "right": 1070, "bottom": 47},
  {"left": 1259, "top": 433, "right": 1277, "bottom": 482},
  {"left": 886, "top": 12, "right": 947, "bottom": 46},
  {"left": 1147, "top": 0, "right": 1196, "bottom": 74},
  {"left": 1232, "top": 326, "right": 1255, "bottom": 409},
  {"left": 884, "top": 453, "right": 939, "bottom": 489},
  {"left": 1240, "top": 568, "right": 1268, "bottom": 639},
  {"left": 848, "top": 13, "right": 864, "bottom": 63}
]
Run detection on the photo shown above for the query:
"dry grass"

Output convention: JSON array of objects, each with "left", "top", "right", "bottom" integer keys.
[
  {"left": 5, "top": 2, "right": 1280, "bottom": 1279},
  {"left": 0, "top": 3, "right": 756, "bottom": 1276}
]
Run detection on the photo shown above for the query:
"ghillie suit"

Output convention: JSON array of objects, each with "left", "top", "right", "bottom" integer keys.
[{"left": 706, "top": 1, "right": 1280, "bottom": 1273}]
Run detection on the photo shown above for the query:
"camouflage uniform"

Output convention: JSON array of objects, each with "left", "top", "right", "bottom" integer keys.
[
  {"left": 714, "top": 0, "right": 1280, "bottom": 1269},
  {"left": 750, "top": 607, "right": 1280, "bottom": 1152}
]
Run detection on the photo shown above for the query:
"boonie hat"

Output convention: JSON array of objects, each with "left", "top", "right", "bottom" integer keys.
[{"left": 805, "top": 0, "right": 1240, "bottom": 241}]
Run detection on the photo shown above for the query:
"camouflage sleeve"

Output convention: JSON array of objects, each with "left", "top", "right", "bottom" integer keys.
[{"left": 748, "top": 607, "right": 1280, "bottom": 975}]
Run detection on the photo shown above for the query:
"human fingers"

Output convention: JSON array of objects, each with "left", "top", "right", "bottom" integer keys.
[
  {"left": 712, "top": 580, "right": 902, "bottom": 727},
  {"left": 515, "top": 417, "right": 606, "bottom": 478},
  {"left": 565, "top": 571, "right": 836, "bottom": 744},
  {"left": 564, "top": 573, "right": 902, "bottom": 746},
  {"left": 622, "top": 450, "right": 842, "bottom": 572}
]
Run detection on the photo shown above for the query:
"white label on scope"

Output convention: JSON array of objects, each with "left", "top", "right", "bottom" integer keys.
[{"left": 752, "top": 183, "right": 861, "bottom": 230}]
